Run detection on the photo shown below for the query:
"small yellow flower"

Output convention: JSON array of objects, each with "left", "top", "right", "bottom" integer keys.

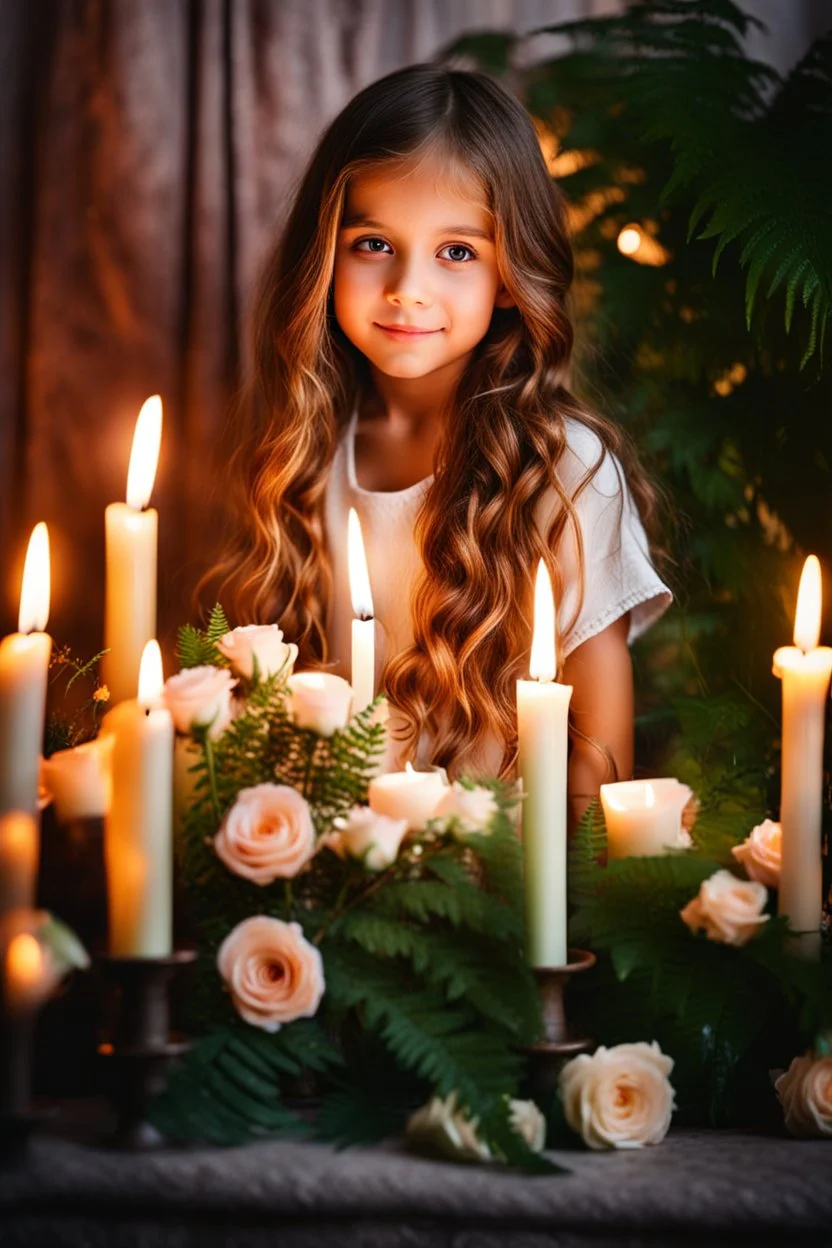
[{"left": 93, "top": 685, "right": 110, "bottom": 704}]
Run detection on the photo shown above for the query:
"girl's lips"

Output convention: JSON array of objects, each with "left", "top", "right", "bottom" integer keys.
[{"left": 374, "top": 323, "right": 442, "bottom": 338}]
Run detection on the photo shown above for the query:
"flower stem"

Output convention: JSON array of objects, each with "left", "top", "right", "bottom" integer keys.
[{"left": 204, "top": 735, "right": 220, "bottom": 823}]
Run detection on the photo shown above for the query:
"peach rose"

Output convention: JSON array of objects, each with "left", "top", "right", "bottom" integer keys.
[
  {"left": 287, "top": 673, "right": 353, "bottom": 736},
  {"left": 731, "top": 819, "right": 781, "bottom": 889},
  {"left": 214, "top": 784, "right": 315, "bottom": 884},
  {"left": 217, "top": 916, "right": 324, "bottom": 1032},
  {"left": 163, "top": 666, "right": 237, "bottom": 739},
  {"left": 680, "top": 868, "right": 769, "bottom": 947},
  {"left": 560, "top": 1042, "right": 675, "bottom": 1150},
  {"left": 333, "top": 805, "right": 409, "bottom": 871},
  {"left": 217, "top": 625, "right": 298, "bottom": 682},
  {"left": 434, "top": 783, "right": 498, "bottom": 837},
  {"left": 406, "top": 1092, "right": 492, "bottom": 1163},
  {"left": 775, "top": 1049, "right": 832, "bottom": 1138}
]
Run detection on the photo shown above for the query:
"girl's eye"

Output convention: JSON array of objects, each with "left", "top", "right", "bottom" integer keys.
[
  {"left": 354, "top": 237, "right": 392, "bottom": 254},
  {"left": 439, "top": 243, "right": 476, "bottom": 263}
]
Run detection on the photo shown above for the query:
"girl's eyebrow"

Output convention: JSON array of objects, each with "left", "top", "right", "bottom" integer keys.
[{"left": 342, "top": 214, "right": 493, "bottom": 240}]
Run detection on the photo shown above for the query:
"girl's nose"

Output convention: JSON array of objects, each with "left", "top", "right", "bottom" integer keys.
[{"left": 384, "top": 258, "right": 432, "bottom": 308}]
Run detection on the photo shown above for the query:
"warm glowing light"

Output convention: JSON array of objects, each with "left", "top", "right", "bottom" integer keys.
[
  {"left": 18, "top": 522, "right": 50, "bottom": 633},
  {"left": 530, "top": 560, "right": 556, "bottom": 683},
  {"left": 347, "top": 508, "right": 374, "bottom": 619},
  {"left": 793, "top": 555, "right": 822, "bottom": 652},
  {"left": 6, "top": 932, "right": 44, "bottom": 988},
  {"left": 137, "top": 639, "right": 164, "bottom": 706},
  {"left": 126, "top": 395, "right": 163, "bottom": 510},
  {"left": 617, "top": 226, "right": 642, "bottom": 256},
  {"left": 645, "top": 783, "right": 655, "bottom": 809}
]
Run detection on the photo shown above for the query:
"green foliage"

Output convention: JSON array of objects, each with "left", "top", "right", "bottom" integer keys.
[
  {"left": 44, "top": 644, "right": 110, "bottom": 755},
  {"left": 176, "top": 603, "right": 231, "bottom": 669}
]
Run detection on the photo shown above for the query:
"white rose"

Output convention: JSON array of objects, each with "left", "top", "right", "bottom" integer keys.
[
  {"left": 406, "top": 1093, "right": 491, "bottom": 1163},
  {"left": 732, "top": 819, "right": 781, "bottom": 889},
  {"left": 216, "top": 624, "right": 298, "bottom": 681},
  {"left": 560, "top": 1042, "right": 675, "bottom": 1150},
  {"left": 775, "top": 1049, "right": 832, "bottom": 1138},
  {"left": 333, "top": 805, "right": 409, "bottom": 871},
  {"left": 508, "top": 1098, "right": 547, "bottom": 1153},
  {"left": 163, "top": 666, "right": 237, "bottom": 739},
  {"left": 214, "top": 784, "right": 316, "bottom": 884},
  {"left": 287, "top": 672, "right": 353, "bottom": 736},
  {"left": 680, "top": 868, "right": 769, "bottom": 947},
  {"left": 40, "top": 735, "right": 114, "bottom": 822},
  {"left": 434, "top": 783, "right": 498, "bottom": 837}
]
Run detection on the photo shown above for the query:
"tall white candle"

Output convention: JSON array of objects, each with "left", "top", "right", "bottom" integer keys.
[
  {"left": 101, "top": 395, "right": 162, "bottom": 707},
  {"left": 104, "top": 639, "right": 174, "bottom": 956},
  {"left": 0, "top": 812, "right": 39, "bottom": 918},
  {"left": 773, "top": 555, "right": 832, "bottom": 958},
  {"left": 348, "top": 508, "right": 375, "bottom": 715},
  {"left": 600, "top": 778, "right": 693, "bottom": 859},
  {"left": 0, "top": 523, "right": 52, "bottom": 815},
  {"left": 517, "top": 561, "right": 573, "bottom": 968}
]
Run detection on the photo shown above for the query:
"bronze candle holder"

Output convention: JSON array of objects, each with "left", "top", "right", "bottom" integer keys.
[
  {"left": 97, "top": 948, "right": 196, "bottom": 1149},
  {"left": 519, "top": 948, "right": 596, "bottom": 1096}
]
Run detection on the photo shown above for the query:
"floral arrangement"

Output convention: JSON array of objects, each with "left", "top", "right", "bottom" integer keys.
[
  {"left": 150, "top": 607, "right": 558, "bottom": 1172},
  {"left": 139, "top": 607, "right": 832, "bottom": 1163},
  {"left": 561, "top": 803, "right": 832, "bottom": 1142}
]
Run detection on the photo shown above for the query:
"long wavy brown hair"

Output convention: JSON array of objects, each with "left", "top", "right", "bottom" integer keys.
[{"left": 208, "top": 64, "right": 661, "bottom": 778}]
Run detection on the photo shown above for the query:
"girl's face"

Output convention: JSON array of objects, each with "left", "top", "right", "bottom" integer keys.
[{"left": 333, "top": 154, "right": 513, "bottom": 386}]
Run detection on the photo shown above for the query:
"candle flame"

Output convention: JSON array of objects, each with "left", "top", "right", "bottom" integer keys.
[
  {"left": 347, "top": 508, "right": 374, "bottom": 619},
  {"left": 18, "top": 522, "right": 50, "bottom": 633},
  {"left": 126, "top": 395, "right": 163, "bottom": 510},
  {"left": 645, "top": 782, "right": 655, "bottom": 809},
  {"left": 529, "top": 560, "right": 556, "bottom": 682},
  {"left": 6, "top": 932, "right": 44, "bottom": 988},
  {"left": 405, "top": 762, "right": 415, "bottom": 775},
  {"left": 137, "top": 639, "right": 164, "bottom": 705},
  {"left": 793, "top": 555, "right": 821, "bottom": 652}
]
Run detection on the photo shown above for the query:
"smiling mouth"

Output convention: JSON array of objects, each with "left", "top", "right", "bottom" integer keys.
[{"left": 374, "top": 323, "right": 443, "bottom": 336}]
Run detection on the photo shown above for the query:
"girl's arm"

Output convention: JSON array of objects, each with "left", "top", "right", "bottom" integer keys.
[{"left": 560, "top": 613, "right": 633, "bottom": 831}]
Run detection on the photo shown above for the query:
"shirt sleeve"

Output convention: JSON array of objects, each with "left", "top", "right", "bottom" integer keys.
[{"left": 535, "top": 424, "right": 672, "bottom": 658}]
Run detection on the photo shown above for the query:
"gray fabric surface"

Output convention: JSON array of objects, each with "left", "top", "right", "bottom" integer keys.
[{"left": 1, "top": 1108, "right": 831, "bottom": 1248}]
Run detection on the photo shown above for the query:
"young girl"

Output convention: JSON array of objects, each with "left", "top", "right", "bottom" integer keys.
[{"left": 213, "top": 63, "right": 671, "bottom": 821}]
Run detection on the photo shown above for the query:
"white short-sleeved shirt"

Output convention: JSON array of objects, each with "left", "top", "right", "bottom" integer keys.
[{"left": 323, "top": 410, "right": 671, "bottom": 774}]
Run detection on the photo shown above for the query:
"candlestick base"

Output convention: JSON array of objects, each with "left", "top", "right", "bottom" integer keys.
[
  {"left": 518, "top": 948, "right": 596, "bottom": 1096},
  {"left": 97, "top": 949, "right": 196, "bottom": 1150}
]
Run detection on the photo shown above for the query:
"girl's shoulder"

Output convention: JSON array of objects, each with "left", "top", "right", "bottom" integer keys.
[{"left": 558, "top": 417, "right": 626, "bottom": 502}]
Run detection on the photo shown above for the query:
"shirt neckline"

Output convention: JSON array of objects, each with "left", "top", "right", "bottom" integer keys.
[{"left": 346, "top": 408, "right": 434, "bottom": 500}]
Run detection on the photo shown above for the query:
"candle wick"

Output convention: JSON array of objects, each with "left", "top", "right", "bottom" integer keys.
[{"left": 359, "top": 613, "right": 373, "bottom": 623}]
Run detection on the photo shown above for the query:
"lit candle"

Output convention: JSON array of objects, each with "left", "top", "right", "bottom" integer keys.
[
  {"left": 599, "top": 778, "right": 693, "bottom": 859},
  {"left": 0, "top": 523, "right": 52, "bottom": 815},
  {"left": 101, "top": 395, "right": 162, "bottom": 707},
  {"left": 0, "top": 812, "right": 39, "bottom": 918},
  {"left": 773, "top": 555, "right": 832, "bottom": 957},
  {"left": 2, "top": 931, "right": 46, "bottom": 1015},
  {"left": 348, "top": 508, "right": 375, "bottom": 715},
  {"left": 517, "top": 561, "right": 573, "bottom": 968},
  {"left": 104, "top": 640, "right": 173, "bottom": 956},
  {"left": 368, "top": 762, "right": 449, "bottom": 831}
]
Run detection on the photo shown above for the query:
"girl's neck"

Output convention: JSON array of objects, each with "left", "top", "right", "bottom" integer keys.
[{"left": 363, "top": 356, "right": 467, "bottom": 434}]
